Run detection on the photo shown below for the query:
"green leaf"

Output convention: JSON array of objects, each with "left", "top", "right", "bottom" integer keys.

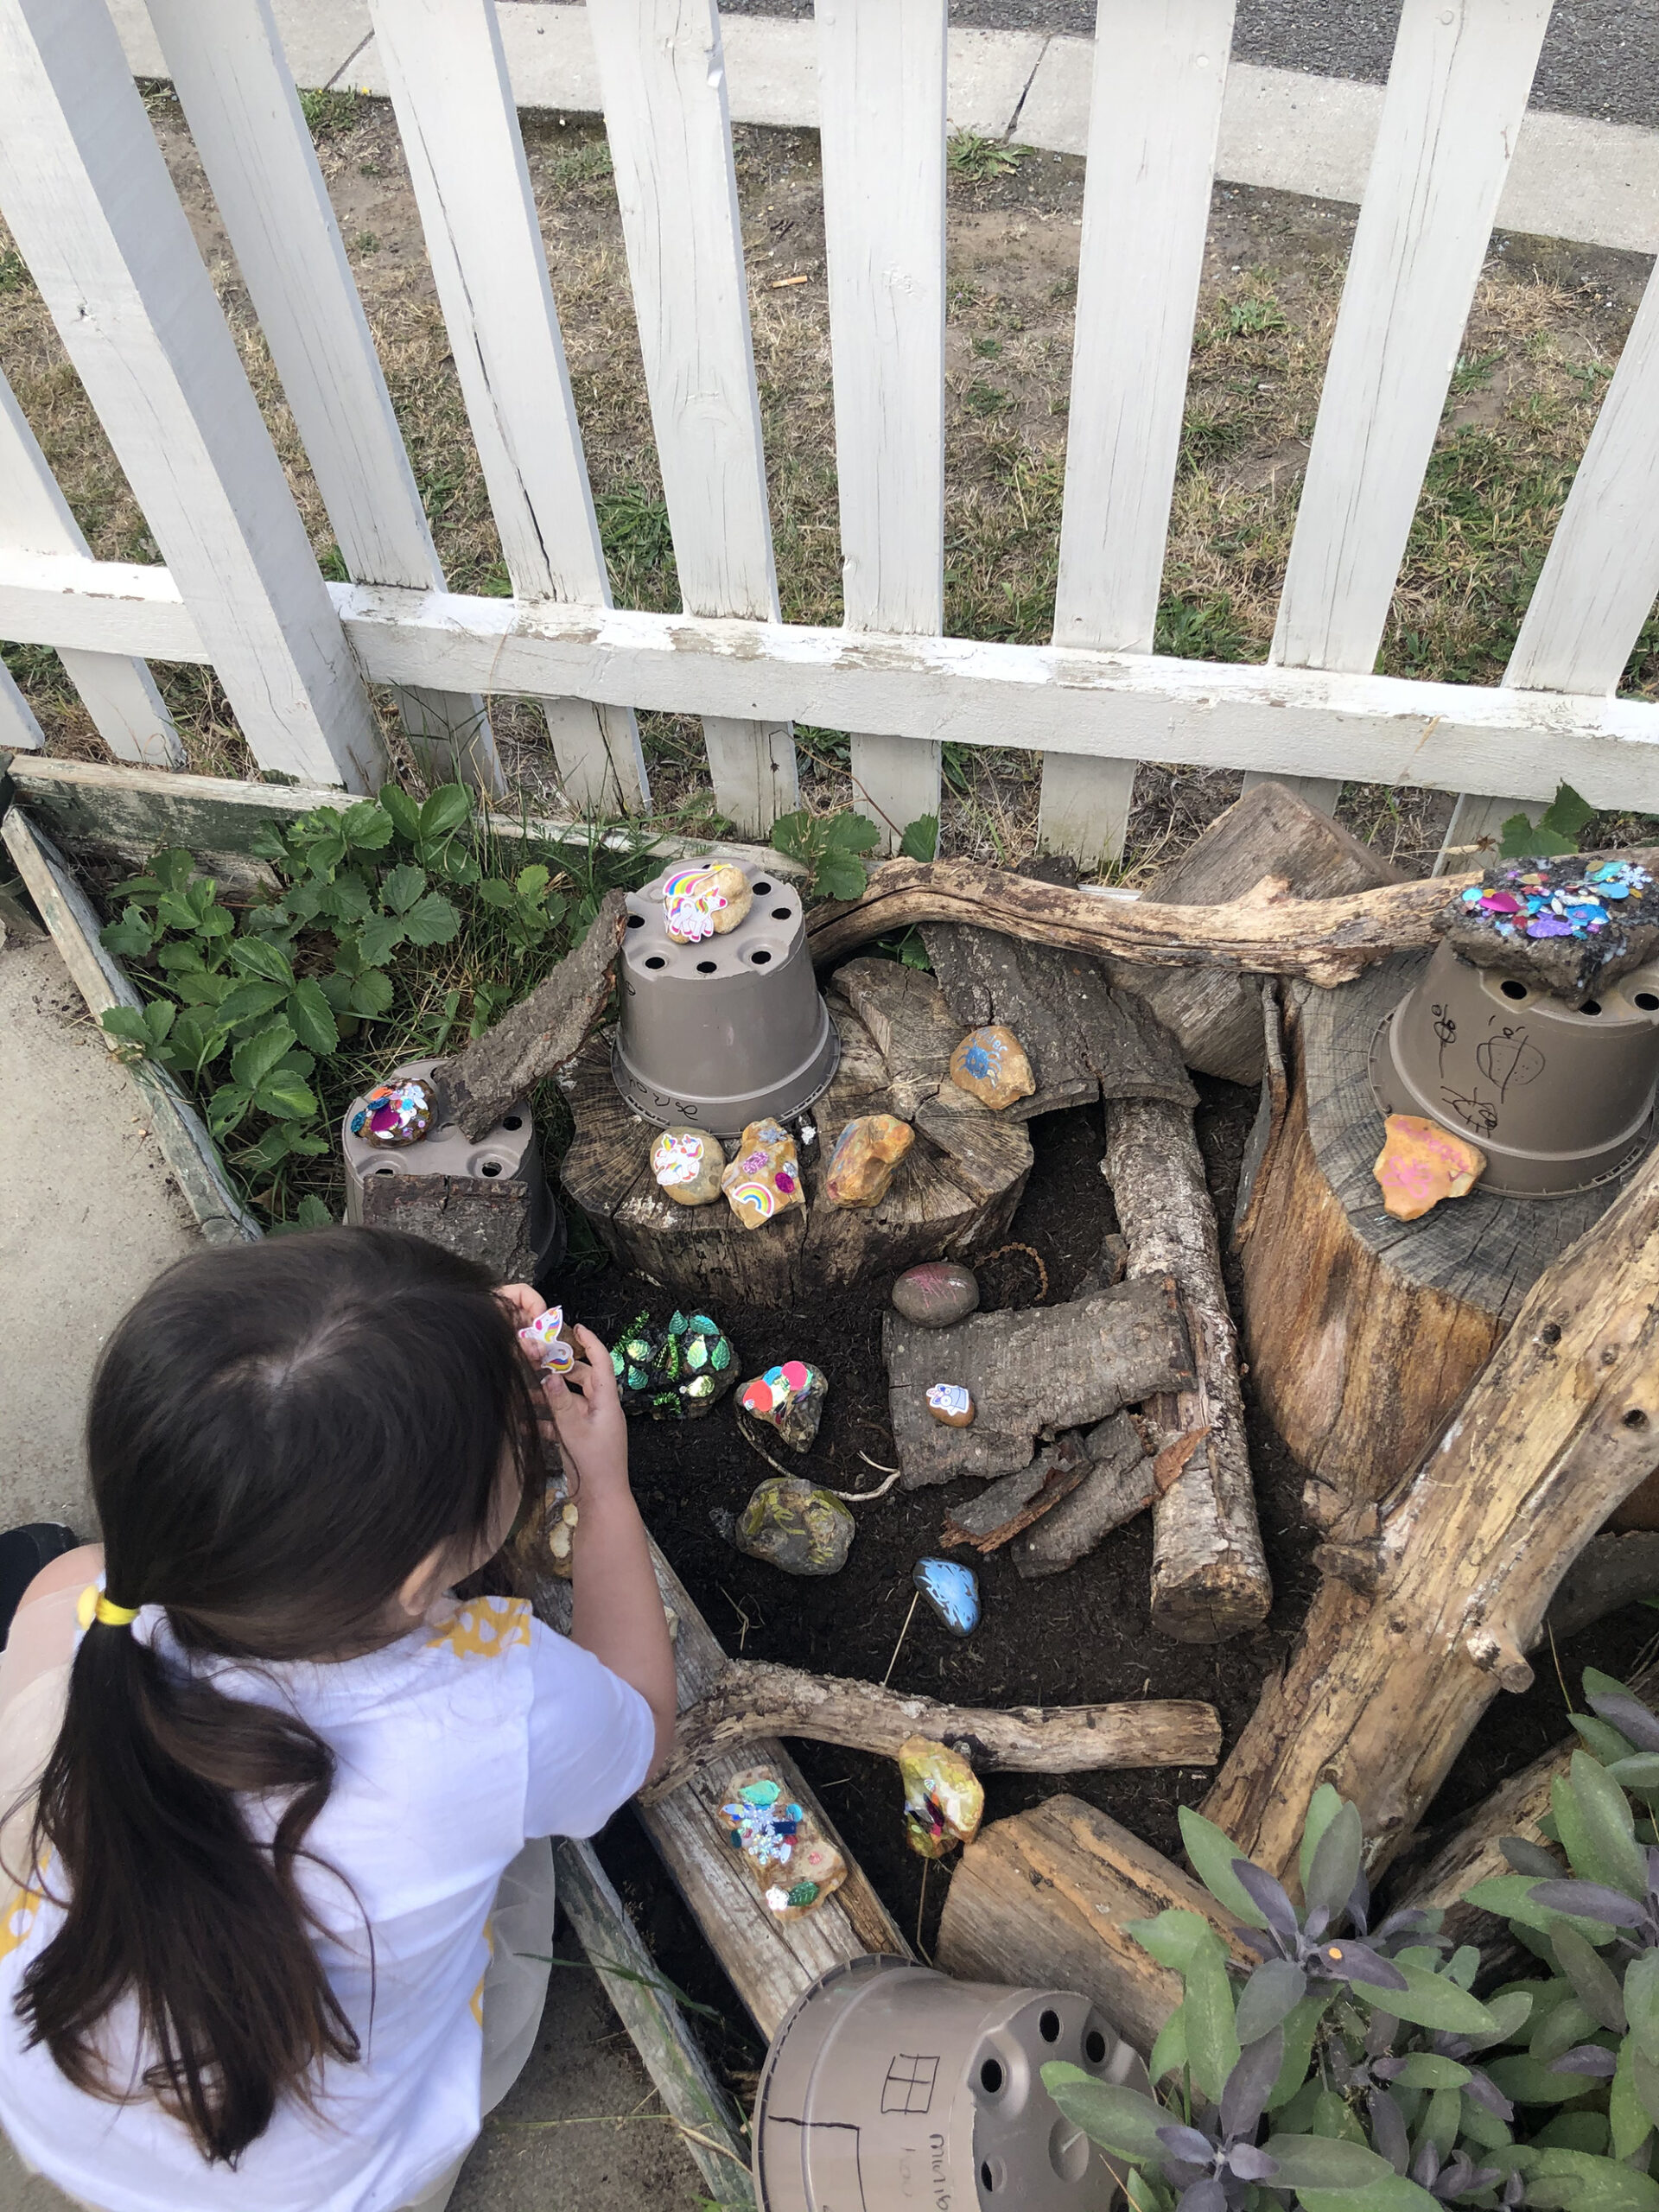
[
  {"left": 1541, "top": 783, "right": 1597, "bottom": 846},
  {"left": 1183, "top": 1929, "right": 1241, "bottom": 2104},
  {"left": 1268, "top": 1992, "right": 1334, "bottom": 2112},
  {"left": 1262, "top": 2134, "right": 1398, "bottom": 2190},
  {"left": 479, "top": 877, "right": 517, "bottom": 909},
  {"left": 1611, "top": 2036, "right": 1652, "bottom": 2158},
  {"left": 1533, "top": 2114, "right": 1611, "bottom": 2156},
  {"left": 294, "top": 1194, "right": 333, "bottom": 1229},
  {"left": 400, "top": 890, "right": 460, "bottom": 946},
  {"left": 1178, "top": 1806, "right": 1272, "bottom": 1929},
  {"left": 207, "top": 1083, "right": 252, "bottom": 1136},
  {"left": 1556, "top": 1758, "right": 1647, "bottom": 1899},
  {"left": 1569, "top": 1716, "right": 1636, "bottom": 1768},
  {"left": 1486, "top": 2052, "right": 1601, "bottom": 2107},
  {"left": 319, "top": 874, "right": 372, "bottom": 926},
  {"left": 824, "top": 811, "right": 880, "bottom": 853},
  {"left": 1126, "top": 1909, "right": 1223, "bottom": 1973},
  {"left": 340, "top": 799, "right": 395, "bottom": 849},
  {"left": 1554, "top": 1925, "right": 1628, "bottom": 2033},
  {"left": 100, "top": 1004, "right": 155, "bottom": 1046},
  {"left": 252, "top": 1072, "right": 317, "bottom": 1120},
  {"left": 175, "top": 966, "right": 232, "bottom": 1007},
  {"left": 230, "top": 1022, "right": 296, "bottom": 1093},
  {"left": 249, "top": 822, "right": 291, "bottom": 862},
  {"left": 213, "top": 979, "right": 291, "bottom": 1029},
  {"left": 286, "top": 976, "right": 340, "bottom": 1057},
  {"left": 417, "top": 784, "right": 471, "bottom": 839},
  {"left": 1038, "top": 2068, "right": 1168, "bottom": 2164},
  {"left": 302, "top": 828, "right": 347, "bottom": 874},
  {"left": 1533, "top": 1998, "right": 1597, "bottom": 2065},
  {"left": 1418, "top": 2083, "right": 1464, "bottom": 2158},
  {"left": 381, "top": 862, "right": 429, "bottom": 914},
  {"left": 1471, "top": 1988, "right": 1537, "bottom": 2049},
  {"left": 347, "top": 968, "right": 395, "bottom": 1018},
  {"left": 899, "top": 813, "right": 940, "bottom": 862},
  {"left": 1625, "top": 1954, "right": 1659, "bottom": 2065},
  {"left": 516, "top": 863, "right": 551, "bottom": 899},
  {"left": 814, "top": 852, "right": 869, "bottom": 903},
  {"left": 378, "top": 783, "right": 422, "bottom": 841},
  {"left": 1148, "top": 2002, "right": 1186, "bottom": 2085},
  {"left": 1299, "top": 1784, "right": 1345, "bottom": 1901},
  {"left": 357, "top": 914, "right": 403, "bottom": 967},
  {"left": 1465, "top": 1877, "right": 1618, "bottom": 1943},
  {"left": 144, "top": 847, "right": 197, "bottom": 893},
  {"left": 769, "top": 810, "right": 812, "bottom": 862},
  {"left": 1380, "top": 1960, "right": 1499, "bottom": 2037},
  {"left": 1462, "top": 2094, "right": 1516, "bottom": 2151},
  {"left": 1234, "top": 1960, "right": 1308, "bottom": 2045},
  {"left": 1499, "top": 811, "right": 1577, "bottom": 861},
  {"left": 1305, "top": 1800, "right": 1363, "bottom": 1921},
  {"left": 1635, "top": 2045, "right": 1659, "bottom": 2133},
  {"left": 100, "top": 905, "right": 156, "bottom": 959},
  {"left": 1524, "top": 2147, "right": 1659, "bottom": 2212},
  {"left": 229, "top": 934, "right": 296, "bottom": 986},
  {"left": 1608, "top": 1757, "right": 1659, "bottom": 1790},
  {"left": 194, "top": 903, "right": 234, "bottom": 939},
  {"left": 1299, "top": 2179, "right": 1442, "bottom": 2212},
  {"left": 1389, "top": 2055, "right": 1471, "bottom": 2090}
]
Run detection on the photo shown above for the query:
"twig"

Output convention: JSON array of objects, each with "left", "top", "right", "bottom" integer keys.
[
  {"left": 976, "top": 1240, "right": 1049, "bottom": 1300},
  {"left": 825, "top": 1459, "right": 903, "bottom": 1503},
  {"left": 858, "top": 1451, "right": 900, "bottom": 1475},
  {"left": 735, "top": 1408, "right": 799, "bottom": 1482},
  {"left": 882, "top": 1590, "right": 921, "bottom": 1688},
  {"left": 916, "top": 1855, "right": 930, "bottom": 1958}
]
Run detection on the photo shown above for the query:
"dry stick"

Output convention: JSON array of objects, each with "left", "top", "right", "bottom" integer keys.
[
  {"left": 977, "top": 1242, "right": 1050, "bottom": 1301},
  {"left": 734, "top": 1409, "right": 799, "bottom": 1483},
  {"left": 883, "top": 1592, "right": 921, "bottom": 1689}
]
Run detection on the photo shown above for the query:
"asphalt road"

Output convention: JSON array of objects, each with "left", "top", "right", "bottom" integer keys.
[{"left": 714, "top": 0, "right": 1659, "bottom": 132}]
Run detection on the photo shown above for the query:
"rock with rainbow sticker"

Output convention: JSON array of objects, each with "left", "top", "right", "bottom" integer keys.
[
  {"left": 720, "top": 1117, "right": 805, "bottom": 1230},
  {"left": 660, "top": 861, "right": 752, "bottom": 944},
  {"left": 739, "top": 1358, "right": 827, "bottom": 1452}
]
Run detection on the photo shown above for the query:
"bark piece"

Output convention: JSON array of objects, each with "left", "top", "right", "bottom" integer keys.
[
  {"left": 940, "top": 1433, "right": 1091, "bottom": 1551},
  {"left": 884, "top": 1280, "right": 1195, "bottom": 1488},
  {"left": 643, "top": 1661, "right": 1222, "bottom": 1802},
  {"left": 357, "top": 1170, "right": 537, "bottom": 1284},
  {"left": 935, "top": 1794, "right": 1250, "bottom": 2055},
  {"left": 1202, "top": 1134, "right": 1659, "bottom": 1884},
  {"left": 434, "top": 890, "right": 627, "bottom": 1139},
  {"left": 1234, "top": 956, "right": 1632, "bottom": 1533},
  {"left": 1012, "top": 1414, "right": 1156, "bottom": 1580}
]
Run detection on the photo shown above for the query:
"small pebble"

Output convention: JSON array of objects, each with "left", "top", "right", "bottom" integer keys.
[
  {"left": 891, "top": 1261, "right": 979, "bottom": 1328},
  {"left": 926, "top": 1382, "right": 975, "bottom": 1427}
]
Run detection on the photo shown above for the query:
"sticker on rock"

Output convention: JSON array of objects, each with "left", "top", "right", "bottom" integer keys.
[
  {"left": 925, "top": 1382, "right": 975, "bottom": 1427},
  {"left": 898, "top": 1734, "right": 985, "bottom": 1861},
  {"left": 721, "top": 1118, "right": 804, "bottom": 1230},
  {"left": 350, "top": 1077, "right": 431, "bottom": 1147},
  {"left": 913, "top": 1555, "right": 981, "bottom": 1637},
  {"left": 739, "top": 1360, "right": 828, "bottom": 1452},
  {"left": 650, "top": 1127, "right": 724, "bottom": 1207},
  {"left": 661, "top": 862, "right": 753, "bottom": 944},
  {"left": 518, "top": 1306, "right": 576, "bottom": 1374},
  {"left": 612, "top": 1309, "right": 736, "bottom": 1418},
  {"left": 718, "top": 1767, "right": 847, "bottom": 1920}
]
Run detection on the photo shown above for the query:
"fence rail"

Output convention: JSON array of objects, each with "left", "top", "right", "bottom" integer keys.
[{"left": 1, "top": 0, "right": 1656, "bottom": 868}]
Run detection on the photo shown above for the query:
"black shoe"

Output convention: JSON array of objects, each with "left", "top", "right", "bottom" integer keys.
[{"left": 0, "top": 1523, "right": 80, "bottom": 1649}]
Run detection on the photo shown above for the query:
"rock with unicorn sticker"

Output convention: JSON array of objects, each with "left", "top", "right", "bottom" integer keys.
[
  {"left": 660, "top": 861, "right": 753, "bottom": 944},
  {"left": 717, "top": 1767, "right": 847, "bottom": 1920},
  {"left": 517, "top": 1306, "right": 576, "bottom": 1376},
  {"left": 720, "top": 1118, "right": 805, "bottom": 1230},
  {"left": 925, "top": 1382, "right": 975, "bottom": 1428},
  {"left": 649, "top": 1125, "right": 725, "bottom": 1206},
  {"left": 948, "top": 1025, "right": 1035, "bottom": 1112},
  {"left": 738, "top": 1358, "right": 828, "bottom": 1452}
]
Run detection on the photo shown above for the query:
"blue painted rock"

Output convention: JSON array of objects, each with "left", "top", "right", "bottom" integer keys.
[
  {"left": 948, "top": 1025, "right": 1034, "bottom": 1110},
  {"left": 891, "top": 1261, "right": 979, "bottom": 1329},
  {"left": 913, "top": 1555, "right": 981, "bottom": 1636}
]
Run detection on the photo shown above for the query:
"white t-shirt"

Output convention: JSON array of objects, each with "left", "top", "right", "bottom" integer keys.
[{"left": 0, "top": 1594, "right": 656, "bottom": 2212}]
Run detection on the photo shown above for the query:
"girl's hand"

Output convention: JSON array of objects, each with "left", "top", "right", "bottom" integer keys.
[
  {"left": 543, "top": 1325, "right": 629, "bottom": 1495},
  {"left": 496, "top": 1282, "right": 546, "bottom": 1333}
]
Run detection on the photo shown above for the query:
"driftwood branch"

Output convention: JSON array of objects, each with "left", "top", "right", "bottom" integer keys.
[
  {"left": 807, "top": 858, "right": 1469, "bottom": 983},
  {"left": 1201, "top": 1135, "right": 1659, "bottom": 1883},
  {"left": 641, "top": 1657, "right": 1221, "bottom": 1801}
]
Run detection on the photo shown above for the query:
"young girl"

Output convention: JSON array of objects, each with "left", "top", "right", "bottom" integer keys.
[{"left": 0, "top": 1226, "right": 676, "bottom": 2210}]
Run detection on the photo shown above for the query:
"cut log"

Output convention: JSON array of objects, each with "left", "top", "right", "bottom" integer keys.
[
  {"left": 807, "top": 855, "right": 1471, "bottom": 983},
  {"left": 940, "top": 1433, "right": 1092, "bottom": 1552},
  {"left": 1012, "top": 1414, "right": 1156, "bottom": 1580},
  {"left": 1114, "top": 781, "right": 1403, "bottom": 1087},
  {"left": 433, "top": 890, "right": 628, "bottom": 1140},
  {"left": 1234, "top": 957, "right": 1633, "bottom": 1533},
  {"left": 935, "top": 1794, "right": 1249, "bottom": 2055},
  {"left": 643, "top": 1658, "right": 1221, "bottom": 1801},
  {"left": 556, "top": 962, "right": 1031, "bottom": 1306},
  {"left": 884, "top": 1280, "right": 1195, "bottom": 1488},
  {"left": 1201, "top": 1135, "right": 1659, "bottom": 1885}
]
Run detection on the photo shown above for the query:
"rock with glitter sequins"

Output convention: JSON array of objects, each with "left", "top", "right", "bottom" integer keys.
[
  {"left": 348, "top": 1077, "right": 432, "bottom": 1147},
  {"left": 718, "top": 1768, "right": 846, "bottom": 1920},
  {"left": 721, "top": 1119, "right": 804, "bottom": 1230},
  {"left": 739, "top": 1359, "right": 827, "bottom": 1452},
  {"left": 612, "top": 1308, "right": 735, "bottom": 1418}
]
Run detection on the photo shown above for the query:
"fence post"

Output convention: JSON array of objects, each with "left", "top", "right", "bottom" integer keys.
[{"left": 0, "top": 0, "right": 385, "bottom": 791}]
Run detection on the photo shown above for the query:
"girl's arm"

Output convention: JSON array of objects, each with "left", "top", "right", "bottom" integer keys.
[{"left": 542, "top": 1325, "right": 677, "bottom": 1777}]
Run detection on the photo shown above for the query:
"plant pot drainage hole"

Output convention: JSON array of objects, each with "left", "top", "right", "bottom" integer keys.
[
  {"left": 696, "top": 960, "right": 717, "bottom": 974},
  {"left": 1638, "top": 992, "right": 1659, "bottom": 1011},
  {"left": 1038, "top": 2009, "right": 1060, "bottom": 2044},
  {"left": 772, "top": 907, "right": 791, "bottom": 919},
  {"left": 1049, "top": 2118, "right": 1090, "bottom": 2184},
  {"left": 1083, "top": 2030, "right": 1107, "bottom": 2066},
  {"left": 1581, "top": 1000, "right": 1603, "bottom": 1016},
  {"left": 481, "top": 1161, "right": 502, "bottom": 1178},
  {"left": 978, "top": 2057, "right": 1003, "bottom": 2094},
  {"left": 1501, "top": 979, "right": 1528, "bottom": 1000},
  {"left": 503, "top": 1115, "right": 522, "bottom": 1130},
  {"left": 753, "top": 880, "right": 772, "bottom": 895},
  {"left": 751, "top": 950, "right": 772, "bottom": 965},
  {"left": 645, "top": 956, "right": 666, "bottom": 969},
  {"left": 626, "top": 912, "right": 645, "bottom": 928}
]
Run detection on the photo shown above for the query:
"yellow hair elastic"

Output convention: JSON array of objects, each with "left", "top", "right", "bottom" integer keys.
[{"left": 93, "top": 1595, "right": 139, "bottom": 1628}]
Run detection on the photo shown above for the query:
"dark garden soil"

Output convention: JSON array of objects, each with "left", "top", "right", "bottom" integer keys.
[{"left": 574, "top": 1083, "right": 1659, "bottom": 2095}]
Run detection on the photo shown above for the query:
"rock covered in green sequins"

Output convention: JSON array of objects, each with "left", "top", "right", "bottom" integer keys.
[{"left": 612, "top": 1309, "right": 737, "bottom": 1419}]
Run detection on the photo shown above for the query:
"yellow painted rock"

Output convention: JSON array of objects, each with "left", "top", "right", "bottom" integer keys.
[
  {"left": 899, "top": 1734, "right": 985, "bottom": 1859},
  {"left": 1373, "top": 1112, "right": 1487, "bottom": 1222},
  {"left": 721, "top": 1117, "right": 805, "bottom": 1230},
  {"left": 949, "top": 1025, "right": 1035, "bottom": 1110},
  {"left": 651, "top": 1125, "right": 725, "bottom": 1206},
  {"left": 660, "top": 862, "right": 753, "bottom": 944},
  {"left": 823, "top": 1112, "right": 914, "bottom": 1207}
]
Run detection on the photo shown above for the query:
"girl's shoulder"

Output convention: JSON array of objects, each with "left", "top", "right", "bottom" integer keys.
[{"left": 418, "top": 1593, "right": 536, "bottom": 1664}]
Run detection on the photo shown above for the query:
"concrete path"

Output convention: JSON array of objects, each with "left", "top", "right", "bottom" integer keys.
[{"left": 0, "top": 923, "right": 700, "bottom": 2209}]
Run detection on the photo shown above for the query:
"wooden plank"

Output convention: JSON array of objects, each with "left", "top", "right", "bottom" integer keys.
[
  {"left": 1039, "top": 0, "right": 1236, "bottom": 871},
  {"left": 817, "top": 0, "right": 946, "bottom": 852},
  {"left": 0, "top": 0, "right": 385, "bottom": 791},
  {"left": 1, "top": 802, "right": 261, "bottom": 1244},
  {"left": 0, "top": 369, "right": 181, "bottom": 766},
  {"left": 1433, "top": 789, "right": 1537, "bottom": 872},
  {"left": 586, "top": 0, "right": 798, "bottom": 836},
  {"left": 369, "top": 0, "right": 648, "bottom": 815},
  {"left": 1271, "top": 0, "right": 1551, "bottom": 676},
  {"left": 0, "top": 663, "right": 43, "bottom": 752},
  {"left": 1238, "top": 767, "right": 1342, "bottom": 818},
  {"left": 15, "top": 558, "right": 1659, "bottom": 812},
  {"left": 145, "top": 0, "right": 499, "bottom": 796}
]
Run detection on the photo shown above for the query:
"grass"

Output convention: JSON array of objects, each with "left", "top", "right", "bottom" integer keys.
[{"left": 0, "top": 101, "right": 1654, "bottom": 881}]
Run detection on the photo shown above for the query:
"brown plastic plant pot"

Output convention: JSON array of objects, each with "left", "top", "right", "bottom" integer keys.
[
  {"left": 1370, "top": 938, "right": 1659, "bottom": 1198},
  {"left": 340, "top": 1057, "right": 564, "bottom": 1271},
  {"left": 612, "top": 861, "right": 839, "bottom": 1136},
  {"left": 752, "top": 1953, "right": 1147, "bottom": 2212}
]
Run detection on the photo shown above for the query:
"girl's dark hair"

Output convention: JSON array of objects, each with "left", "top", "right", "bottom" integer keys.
[{"left": 16, "top": 1227, "right": 545, "bottom": 2164}]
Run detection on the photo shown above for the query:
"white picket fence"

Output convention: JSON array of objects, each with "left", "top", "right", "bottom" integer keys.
[{"left": 1, "top": 0, "right": 1658, "bottom": 870}]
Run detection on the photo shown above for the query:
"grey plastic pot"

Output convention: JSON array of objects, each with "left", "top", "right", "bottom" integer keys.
[
  {"left": 612, "top": 861, "right": 839, "bottom": 1136},
  {"left": 753, "top": 1954, "right": 1147, "bottom": 2212},
  {"left": 340, "top": 1057, "right": 564, "bottom": 1274},
  {"left": 1370, "top": 939, "right": 1659, "bottom": 1197}
]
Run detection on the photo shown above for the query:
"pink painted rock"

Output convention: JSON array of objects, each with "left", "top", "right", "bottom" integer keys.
[
  {"left": 824, "top": 1113, "right": 913, "bottom": 1207},
  {"left": 891, "top": 1262, "right": 979, "bottom": 1329},
  {"left": 949, "top": 1025, "right": 1035, "bottom": 1110},
  {"left": 1373, "top": 1112, "right": 1487, "bottom": 1222},
  {"left": 721, "top": 1118, "right": 805, "bottom": 1230}
]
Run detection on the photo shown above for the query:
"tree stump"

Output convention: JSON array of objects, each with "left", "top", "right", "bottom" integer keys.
[
  {"left": 1235, "top": 954, "right": 1636, "bottom": 1533},
  {"left": 556, "top": 958, "right": 1031, "bottom": 1306}
]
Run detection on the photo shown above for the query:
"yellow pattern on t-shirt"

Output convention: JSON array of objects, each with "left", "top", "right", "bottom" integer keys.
[
  {"left": 0, "top": 1850, "right": 53, "bottom": 1967},
  {"left": 424, "top": 1597, "right": 532, "bottom": 1661}
]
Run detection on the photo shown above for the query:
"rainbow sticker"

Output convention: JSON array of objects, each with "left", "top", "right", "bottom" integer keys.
[{"left": 726, "top": 1179, "right": 777, "bottom": 1224}]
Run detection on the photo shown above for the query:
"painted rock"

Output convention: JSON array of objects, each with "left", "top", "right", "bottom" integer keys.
[
  {"left": 518, "top": 1306, "right": 576, "bottom": 1376},
  {"left": 349, "top": 1077, "right": 431, "bottom": 1146},
  {"left": 718, "top": 1768, "right": 847, "bottom": 1921},
  {"left": 1372, "top": 1112, "right": 1487, "bottom": 1222},
  {"left": 612, "top": 1308, "right": 736, "bottom": 1418},
  {"left": 948, "top": 1025, "right": 1035, "bottom": 1111},
  {"left": 823, "top": 1113, "right": 914, "bottom": 1207},
  {"left": 721, "top": 1118, "right": 805, "bottom": 1230},
  {"left": 891, "top": 1261, "right": 980, "bottom": 1329},
  {"left": 926, "top": 1382, "right": 975, "bottom": 1428},
  {"left": 661, "top": 862, "right": 753, "bottom": 944},
  {"left": 736, "top": 1476, "right": 855, "bottom": 1576},
  {"left": 913, "top": 1555, "right": 981, "bottom": 1637},
  {"left": 739, "top": 1359, "right": 828, "bottom": 1452},
  {"left": 650, "top": 1125, "right": 724, "bottom": 1207},
  {"left": 898, "top": 1734, "right": 985, "bottom": 1860}
]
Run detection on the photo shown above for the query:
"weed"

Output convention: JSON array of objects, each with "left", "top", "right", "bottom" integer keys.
[
  {"left": 297, "top": 86, "right": 359, "bottom": 140},
  {"left": 1497, "top": 779, "right": 1595, "bottom": 859},
  {"left": 549, "top": 139, "right": 615, "bottom": 190},
  {"left": 1224, "top": 291, "right": 1287, "bottom": 338},
  {"left": 594, "top": 486, "right": 676, "bottom": 604},
  {"left": 353, "top": 232, "right": 381, "bottom": 257},
  {"left": 947, "top": 133, "right": 1031, "bottom": 184},
  {"left": 0, "top": 249, "right": 31, "bottom": 294},
  {"left": 965, "top": 382, "right": 1014, "bottom": 418},
  {"left": 1449, "top": 347, "right": 1503, "bottom": 396},
  {"left": 769, "top": 808, "right": 879, "bottom": 901}
]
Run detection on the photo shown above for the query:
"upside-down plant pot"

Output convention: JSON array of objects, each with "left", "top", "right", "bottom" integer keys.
[{"left": 612, "top": 861, "right": 838, "bottom": 1136}]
